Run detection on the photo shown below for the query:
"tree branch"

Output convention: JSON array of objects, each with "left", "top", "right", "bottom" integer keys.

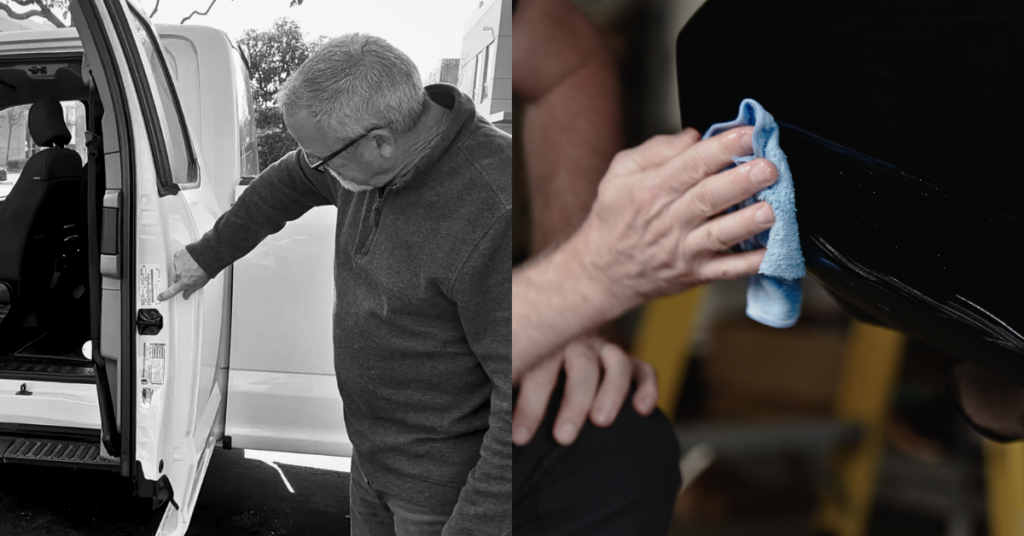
[
  {"left": 150, "top": 0, "right": 161, "bottom": 18},
  {"left": 5, "top": 0, "right": 66, "bottom": 28},
  {"left": 180, "top": 0, "right": 220, "bottom": 24}
]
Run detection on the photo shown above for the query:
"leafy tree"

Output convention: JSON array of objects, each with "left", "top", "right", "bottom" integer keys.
[
  {"left": 237, "top": 18, "right": 326, "bottom": 169},
  {"left": 1, "top": 2, "right": 316, "bottom": 169},
  {"left": 0, "top": 0, "right": 304, "bottom": 27},
  {"left": 0, "top": 0, "right": 70, "bottom": 27}
]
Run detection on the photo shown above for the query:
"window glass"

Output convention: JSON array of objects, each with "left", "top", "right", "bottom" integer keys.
[
  {"left": 486, "top": 41, "right": 498, "bottom": 97},
  {"left": 1, "top": 101, "right": 87, "bottom": 195},
  {"left": 127, "top": 7, "right": 197, "bottom": 185},
  {"left": 474, "top": 52, "right": 486, "bottom": 102},
  {"left": 234, "top": 50, "right": 259, "bottom": 175}
]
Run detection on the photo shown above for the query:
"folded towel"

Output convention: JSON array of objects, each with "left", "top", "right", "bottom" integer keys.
[{"left": 702, "top": 99, "right": 805, "bottom": 328}]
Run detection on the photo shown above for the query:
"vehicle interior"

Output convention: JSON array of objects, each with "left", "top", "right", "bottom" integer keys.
[{"left": 0, "top": 59, "right": 103, "bottom": 386}]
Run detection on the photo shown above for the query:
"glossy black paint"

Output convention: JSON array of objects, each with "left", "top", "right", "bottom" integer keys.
[{"left": 677, "top": 0, "right": 1024, "bottom": 385}]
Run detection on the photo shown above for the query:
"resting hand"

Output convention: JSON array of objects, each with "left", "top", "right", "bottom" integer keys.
[
  {"left": 512, "top": 335, "right": 658, "bottom": 446},
  {"left": 568, "top": 125, "right": 777, "bottom": 311},
  {"left": 157, "top": 248, "right": 210, "bottom": 301}
]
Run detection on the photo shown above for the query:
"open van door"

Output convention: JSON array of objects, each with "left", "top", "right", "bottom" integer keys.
[{"left": 71, "top": 1, "right": 222, "bottom": 534}]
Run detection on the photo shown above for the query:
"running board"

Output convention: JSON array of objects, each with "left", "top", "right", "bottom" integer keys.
[
  {"left": 1, "top": 436, "right": 118, "bottom": 470},
  {"left": 0, "top": 356, "right": 95, "bottom": 384}
]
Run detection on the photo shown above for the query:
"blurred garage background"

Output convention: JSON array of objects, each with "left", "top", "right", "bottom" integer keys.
[{"left": 513, "top": 1, "right": 1017, "bottom": 535}]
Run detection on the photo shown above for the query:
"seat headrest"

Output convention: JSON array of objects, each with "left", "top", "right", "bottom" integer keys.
[{"left": 29, "top": 98, "right": 72, "bottom": 148}]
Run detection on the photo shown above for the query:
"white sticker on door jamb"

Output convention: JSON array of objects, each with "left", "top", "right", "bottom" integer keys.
[
  {"left": 142, "top": 342, "right": 167, "bottom": 386},
  {"left": 140, "top": 264, "right": 163, "bottom": 307}
]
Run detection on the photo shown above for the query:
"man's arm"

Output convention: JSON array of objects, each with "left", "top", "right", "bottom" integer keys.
[
  {"left": 186, "top": 151, "right": 333, "bottom": 277},
  {"left": 443, "top": 211, "right": 512, "bottom": 535},
  {"left": 513, "top": 127, "right": 780, "bottom": 381},
  {"left": 514, "top": 0, "right": 623, "bottom": 252},
  {"left": 159, "top": 151, "right": 333, "bottom": 301}
]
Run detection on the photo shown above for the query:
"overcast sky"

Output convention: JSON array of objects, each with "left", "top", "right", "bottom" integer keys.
[{"left": 136, "top": 0, "right": 476, "bottom": 80}]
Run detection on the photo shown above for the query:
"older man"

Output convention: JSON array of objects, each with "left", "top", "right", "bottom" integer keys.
[{"left": 158, "top": 34, "right": 510, "bottom": 535}]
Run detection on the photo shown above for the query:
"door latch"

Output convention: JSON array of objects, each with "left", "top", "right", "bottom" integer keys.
[{"left": 137, "top": 308, "right": 163, "bottom": 335}]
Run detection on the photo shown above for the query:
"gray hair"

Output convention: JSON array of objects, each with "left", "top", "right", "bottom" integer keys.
[{"left": 276, "top": 33, "right": 426, "bottom": 139}]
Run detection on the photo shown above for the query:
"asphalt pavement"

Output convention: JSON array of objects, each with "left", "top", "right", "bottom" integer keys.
[{"left": 0, "top": 448, "right": 351, "bottom": 536}]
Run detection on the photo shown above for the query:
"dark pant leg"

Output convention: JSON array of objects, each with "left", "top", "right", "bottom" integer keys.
[{"left": 513, "top": 375, "right": 682, "bottom": 535}]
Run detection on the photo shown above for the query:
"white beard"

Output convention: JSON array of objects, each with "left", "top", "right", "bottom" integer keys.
[{"left": 328, "top": 167, "right": 375, "bottom": 192}]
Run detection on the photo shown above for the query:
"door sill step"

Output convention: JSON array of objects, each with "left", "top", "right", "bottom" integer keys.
[
  {"left": 1, "top": 436, "right": 118, "bottom": 469},
  {"left": 0, "top": 356, "right": 94, "bottom": 383}
]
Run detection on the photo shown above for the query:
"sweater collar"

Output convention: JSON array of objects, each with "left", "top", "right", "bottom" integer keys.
[{"left": 390, "top": 84, "right": 477, "bottom": 189}]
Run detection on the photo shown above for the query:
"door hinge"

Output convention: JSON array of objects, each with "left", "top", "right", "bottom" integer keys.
[{"left": 136, "top": 308, "right": 163, "bottom": 336}]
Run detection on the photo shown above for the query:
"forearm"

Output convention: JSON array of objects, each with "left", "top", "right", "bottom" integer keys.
[
  {"left": 187, "top": 151, "right": 330, "bottom": 277},
  {"left": 524, "top": 50, "right": 623, "bottom": 253},
  {"left": 512, "top": 236, "right": 635, "bottom": 383}
]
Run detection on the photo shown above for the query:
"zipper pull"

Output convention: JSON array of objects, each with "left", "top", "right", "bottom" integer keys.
[{"left": 371, "top": 186, "right": 389, "bottom": 227}]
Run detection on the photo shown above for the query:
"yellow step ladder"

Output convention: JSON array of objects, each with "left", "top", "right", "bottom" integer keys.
[{"left": 632, "top": 289, "right": 1024, "bottom": 536}]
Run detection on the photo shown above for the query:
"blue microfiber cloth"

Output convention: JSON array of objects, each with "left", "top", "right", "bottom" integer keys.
[{"left": 702, "top": 99, "right": 805, "bottom": 328}]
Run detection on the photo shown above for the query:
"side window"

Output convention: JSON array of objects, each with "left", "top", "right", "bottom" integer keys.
[
  {"left": 126, "top": 7, "right": 198, "bottom": 186},
  {"left": 233, "top": 50, "right": 259, "bottom": 176}
]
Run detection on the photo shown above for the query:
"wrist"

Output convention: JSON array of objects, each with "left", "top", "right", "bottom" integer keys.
[{"left": 556, "top": 222, "right": 639, "bottom": 324}]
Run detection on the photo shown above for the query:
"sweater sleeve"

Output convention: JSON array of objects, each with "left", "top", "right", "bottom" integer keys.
[
  {"left": 444, "top": 209, "right": 512, "bottom": 536},
  {"left": 186, "top": 151, "right": 333, "bottom": 277}
]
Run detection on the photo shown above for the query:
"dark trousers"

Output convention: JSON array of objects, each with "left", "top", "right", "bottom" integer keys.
[{"left": 512, "top": 376, "right": 682, "bottom": 535}]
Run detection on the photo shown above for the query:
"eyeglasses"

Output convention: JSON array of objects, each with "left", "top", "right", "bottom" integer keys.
[{"left": 304, "top": 126, "right": 381, "bottom": 172}]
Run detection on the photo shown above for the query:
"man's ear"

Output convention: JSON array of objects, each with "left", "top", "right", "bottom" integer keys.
[{"left": 372, "top": 131, "right": 395, "bottom": 159}]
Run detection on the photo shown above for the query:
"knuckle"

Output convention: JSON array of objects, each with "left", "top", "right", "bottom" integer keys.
[
  {"left": 716, "top": 263, "right": 739, "bottom": 281},
  {"left": 705, "top": 223, "right": 729, "bottom": 252},
  {"left": 692, "top": 182, "right": 719, "bottom": 216},
  {"left": 685, "top": 149, "right": 718, "bottom": 180}
]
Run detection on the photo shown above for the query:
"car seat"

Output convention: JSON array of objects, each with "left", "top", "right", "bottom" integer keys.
[{"left": 0, "top": 97, "right": 85, "bottom": 335}]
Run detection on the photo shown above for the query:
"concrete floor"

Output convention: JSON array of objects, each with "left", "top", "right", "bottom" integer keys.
[{"left": 0, "top": 448, "right": 351, "bottom": 536}]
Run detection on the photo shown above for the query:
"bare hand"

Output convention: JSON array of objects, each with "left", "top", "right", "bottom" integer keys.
[
  {"left": 512, "top": 335, "right": 658, "bottom": 447},
  {"left": 156, "top": 248, "right": 210, "bottom": 301},
  {"left": 570, "top": 125, "right": 777, "bottom": 309}
]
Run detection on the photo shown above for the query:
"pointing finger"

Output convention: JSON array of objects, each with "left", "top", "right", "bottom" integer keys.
[
  {"left": 608, "top": 128, "right": 701, "bottom": 176},
  {"left": 157, "top": 281, "right": 186, "bottom": 302},
  {"left": 653, "top": 126, "right": 754, "bottom": 196}
]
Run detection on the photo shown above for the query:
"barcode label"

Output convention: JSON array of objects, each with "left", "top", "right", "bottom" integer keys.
[{"left": 143, "top": 342, "right": 166, "bottom": 386}]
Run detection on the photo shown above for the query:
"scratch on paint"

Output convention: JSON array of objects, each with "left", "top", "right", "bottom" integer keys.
[{"left": 812, "top": 236, "right": 1024, "bottom": 354}]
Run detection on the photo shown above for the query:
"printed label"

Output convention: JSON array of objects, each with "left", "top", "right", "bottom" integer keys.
[
  {"left": 139, "top": 264, "right": 163, "bottom": 307},
  {"left": 142, "top": 342, "right": 166, "bottom": 386}
]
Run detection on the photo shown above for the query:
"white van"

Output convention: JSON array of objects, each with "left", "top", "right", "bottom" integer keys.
[{"left": 0, "top": 2, "right": 344, "bottom": 535}]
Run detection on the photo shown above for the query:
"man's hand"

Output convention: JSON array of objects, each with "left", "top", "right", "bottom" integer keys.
[
  {"left": 512, "top": 335, "right": 658, "bottom": 447},
  {"left": 570, "top": 126, "right": 777, "bottom": 308},
  {"left": 513, "top": 125, "right": 777, "bottom": 379},
  {"left": 157, "top": 248, "right": 211, "bottom": 301}
]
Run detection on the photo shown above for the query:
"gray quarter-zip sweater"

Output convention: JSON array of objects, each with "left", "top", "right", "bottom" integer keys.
[{"left": 186, "top": 85, "right": 511, "bottom": 534}]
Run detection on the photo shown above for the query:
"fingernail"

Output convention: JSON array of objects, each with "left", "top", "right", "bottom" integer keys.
[
  {"left": 755, "top": 205, "right": 775, "bottom": 225},
  {"left": 513, "top": 426, "right": 531, "bottom": 445},
  {"left": 749, "top": 162, "right": 775, "bottom": 185},
  {"left": 556, "top": 423, "right": 577, "bottom": 443},
  {"left": 594, "top": 405, "right": 612, "bottom": 424}
]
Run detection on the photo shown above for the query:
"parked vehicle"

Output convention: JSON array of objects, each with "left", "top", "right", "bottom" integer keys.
[{"left": 0, "top": 2, "right": 344, "bottom": 535}]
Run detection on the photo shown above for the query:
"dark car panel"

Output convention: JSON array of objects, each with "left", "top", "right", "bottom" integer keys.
[{"left": 677, "top": 0, "right": 1024, "bottom": 386}]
